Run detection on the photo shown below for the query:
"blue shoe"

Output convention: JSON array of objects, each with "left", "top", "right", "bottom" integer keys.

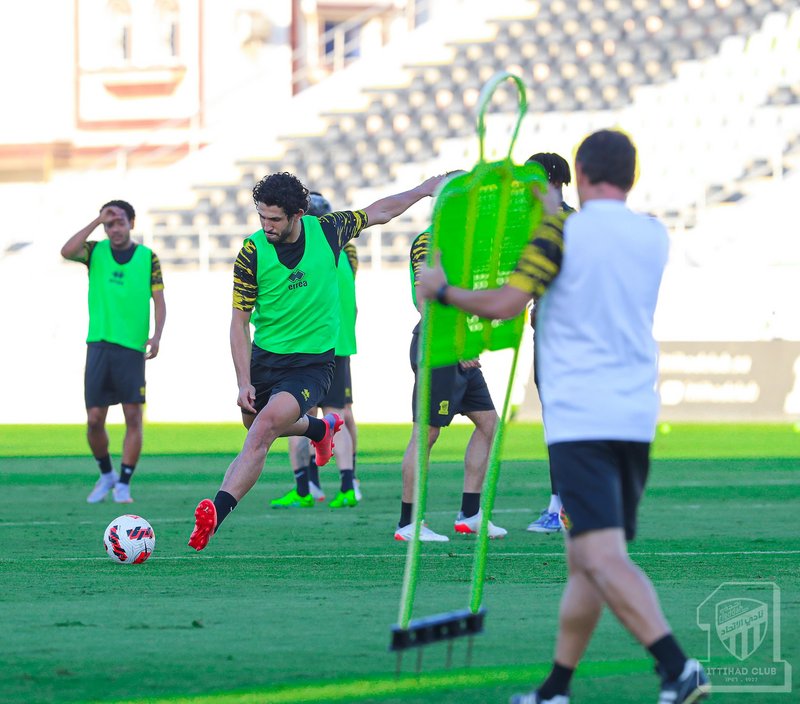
[
  {"left": 510, "top": 691, "right": 569, "bottom": 704},
  {"left": 526, "top": 509, "right": 562, "bottom": 533}
]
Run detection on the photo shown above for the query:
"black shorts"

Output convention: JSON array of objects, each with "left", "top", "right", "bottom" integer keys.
[
  {"left": 320, "top": 356, "right": 352, "bottom": 409},
  {"left": 247, "top": 356, "right": 335, "bottom": 418},
  {"left": 550, "top": 440, "right": 650, "bottom": 541},
  {"left": 84, "top": 342, "right": 146, "bottom": 408},
  {"left": 409, "top": 331, "right": 495, "bottom": 428}
]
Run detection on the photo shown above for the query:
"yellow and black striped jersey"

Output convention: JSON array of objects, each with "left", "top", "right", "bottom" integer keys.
[
  {"left": 233, "top": 210, "right": 366, "bottom": 312},
  {"left": 409, "top": 230, "right": 430, "bottom": 283},
  {"left": 411, "top": 213, "right": 565, "bottom": 303},
  {"left": 82, "top": 241, "right": 164, "bottom": 291},
  {"left": 507, "top": 211, "right": 568, "bottom": 300},
  {"left": 343, "top": 240, "right": 358, "bottom": 276}
]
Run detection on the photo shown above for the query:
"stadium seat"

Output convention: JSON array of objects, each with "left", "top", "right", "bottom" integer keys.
[{"left": 140, "top": 0, "right": 797, "bottom": 269}]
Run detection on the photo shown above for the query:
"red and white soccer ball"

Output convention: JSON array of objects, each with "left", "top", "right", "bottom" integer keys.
[{"left": 103, "top": 514, "right": 156, "bottom": 564}]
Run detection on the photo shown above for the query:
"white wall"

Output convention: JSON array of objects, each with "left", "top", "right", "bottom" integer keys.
[
  {"left": 0, "top": 249, "right": 534, "bottom": 424},
  {"left": 0, "top": 1, "right": 74, "bottom": 141},
  {"left": 3, "top": 235, "right": 797, "bottom": 425}
]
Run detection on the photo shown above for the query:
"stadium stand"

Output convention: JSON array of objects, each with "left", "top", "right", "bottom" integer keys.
[{"left": 140, "top": 0, "right": 799, "bottom": 270}]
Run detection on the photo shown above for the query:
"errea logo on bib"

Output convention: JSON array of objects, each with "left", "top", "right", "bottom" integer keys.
[{"left": 288, "top": 270, "right": 307, "bottom": 290}]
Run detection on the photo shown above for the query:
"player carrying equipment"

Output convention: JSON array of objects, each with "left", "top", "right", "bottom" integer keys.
[{"left": 417, "top": 130, "right": 709, "bottom": 704}]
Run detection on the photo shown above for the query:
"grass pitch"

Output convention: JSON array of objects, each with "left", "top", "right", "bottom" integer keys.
[{"left": 0, "top": 423, "right": 798, "bottom": 703}]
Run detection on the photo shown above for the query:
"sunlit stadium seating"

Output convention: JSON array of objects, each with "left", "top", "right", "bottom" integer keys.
[{"left": 145, "top": 0, "right": 798, "bottom": 270}]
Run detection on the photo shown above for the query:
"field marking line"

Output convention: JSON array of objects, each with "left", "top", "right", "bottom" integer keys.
[
  {"left": 6, "top": 549, "right": 799, "bottom": 563},
  {"left": 0, "top": 498, "right": 792, "bottom": 528}
]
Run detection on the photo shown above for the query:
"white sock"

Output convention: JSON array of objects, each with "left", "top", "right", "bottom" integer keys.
[{"left": 547, "top": 494, "right": 562, "bottom": 514}]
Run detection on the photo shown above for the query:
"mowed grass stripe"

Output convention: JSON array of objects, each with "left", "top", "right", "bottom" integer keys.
[
  {"left": 3, "top": 422, "right": 800, "bottom": 459},
  {"left": 100, "top": 660, "right": 651, "bottom": 704}
]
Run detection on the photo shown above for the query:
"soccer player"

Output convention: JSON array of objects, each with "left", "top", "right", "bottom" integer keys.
[
  {"left": 525, "top": 152, "right": 575, "bottom": 535},
  {"left": 395, "top": 173, "right": 507, "bottom": 542},
  {"left": 280, "top": 191, "right": 361, "bottom": 509},
  {"left": 60, "top": 200, "right": 166, "bottom": 504},
  {"left": 188, "top": 171, "right": 443, "bottom": 551},
  {"left": 417, "top": 130, "right": 709, "bottom": 704}
]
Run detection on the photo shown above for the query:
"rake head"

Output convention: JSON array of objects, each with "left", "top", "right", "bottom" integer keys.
[{"left": 389, "top": 608, "right": 487, "bottom": 651}]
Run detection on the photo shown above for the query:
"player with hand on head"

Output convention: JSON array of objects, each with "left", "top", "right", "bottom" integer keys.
[
  {"left": 188, "top": 171, "right": 444, "bottom": 551},
  {"left": 280, "top": 190, "right": 361, "bottom": 509},
  {"left": 524, "top": 152, "right": 574, "bottom": 535},
  {"left": 417, "top": 131, "right": 709, "bottom": 704},
  {"left": 394, "top": 170, "right": 507, "bottom": 543},
  {"left": 61, "top": 200, "right": 166, "bottom": 505}
]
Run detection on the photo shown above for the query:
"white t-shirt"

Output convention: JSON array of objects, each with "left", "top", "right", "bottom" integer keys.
[{"left": 535, "top": 200, "right": 669, "bottom": 444}]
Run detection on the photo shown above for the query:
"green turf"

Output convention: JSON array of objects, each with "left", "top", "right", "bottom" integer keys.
[
  {"left": 2, "top": 421, "right": 800, "bottom": 459},
  {"left": 1, "top": 424, "right": 798, "bottom": 703}
]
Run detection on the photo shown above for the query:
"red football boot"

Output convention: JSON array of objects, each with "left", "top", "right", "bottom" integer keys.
[
  {"left": 311, "top": 413, "right": 343, "bottom": 467},
  {"left": 188, "top": 499, "right": 217, "bottom": 551}
]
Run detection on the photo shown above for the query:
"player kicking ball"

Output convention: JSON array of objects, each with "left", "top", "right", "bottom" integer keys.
[{"left": 189, "top": 170, "right": 443, "bottom": 551}]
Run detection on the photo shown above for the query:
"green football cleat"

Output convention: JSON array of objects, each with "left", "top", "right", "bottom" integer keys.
[
  {"left": 270, "top": 489, "right": 314, "bottom": 509},
  {"left": 329, "top": 489, "right": 358, "bottom": 509}
]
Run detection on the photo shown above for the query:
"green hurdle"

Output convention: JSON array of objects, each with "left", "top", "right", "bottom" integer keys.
[{"left": 392, "top": 72, "right": 547, "bottom": 658}]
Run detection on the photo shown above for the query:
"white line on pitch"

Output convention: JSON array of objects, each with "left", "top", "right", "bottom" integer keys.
[{"left": 5, "top": 549, "right": 800, "bottom": 563}]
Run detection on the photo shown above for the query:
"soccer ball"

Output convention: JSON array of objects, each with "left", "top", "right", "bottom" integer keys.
[{"left": 103, "top": 514, "right": 156, "bottom": 564}]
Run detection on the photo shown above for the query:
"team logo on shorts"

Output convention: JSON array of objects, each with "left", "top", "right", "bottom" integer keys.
[
  {"left": 301, "top": 388, "right": 310, "bottom": 401},
  {"left": 437, "top": 400, "right": 449, "bottom": 415},
  {"left": 288, "top": 270, "right": 307, "bottom": 290}
]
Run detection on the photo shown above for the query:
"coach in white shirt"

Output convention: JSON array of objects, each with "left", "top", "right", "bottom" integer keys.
[{"left": 417, "top": 129, "right": 710, "bottom": 704}]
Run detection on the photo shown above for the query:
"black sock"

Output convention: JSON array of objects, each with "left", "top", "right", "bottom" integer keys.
[
  {"left": 294, "top": 468, "right": 310, "bottom": 496},
  {"left": 307, "top": 458, "right": 320, "bottom": 486},
  {"left": 538, "top": 662, "right": 574, "bottom": 699},
  {"left": 648, "top": 633, "right": 687, "bottom": 681},
  {"left": 550, "top": 470, "right": 558, "bottom": 495},
  {"left": 461, "top": 492, "right": 481, "bottom": 518},
  {"left": 213, "top": 490, "right": 238, "bottom": 532},
  {"left": 339, "top": 469, "right": 354, "bottom": 492},
  {"left": 303, "top": 416, "right": 326, "bottom": 442},
  {"left": 399, "top": 501, "right": 413, "bottom": 528},
  {"left": 96, "top": 455, "right": 113, "bottom": 474},
  {"left": 352, "top": 455, "right": 357, "bottom": 479},
  {"left": 118, "top": 463, "right": 135, "bottom": 485}
]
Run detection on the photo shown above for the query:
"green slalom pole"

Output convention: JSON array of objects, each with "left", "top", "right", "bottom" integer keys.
[
  {"left": 397, "top": 296, "right": 434, "bottom": 629},
  {"left": 469, "top": 327, "right": 523, "bottom": 613}
]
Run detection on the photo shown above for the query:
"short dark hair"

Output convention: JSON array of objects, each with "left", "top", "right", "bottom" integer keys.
[
  {"left": 306, "top": 191, "right": 332, "bottom": 216},
  {"left": 252, "top": 172, "right": 309, "bottom": 217},
  {"left": 526, "top": 153, "right": 571, "bottom": 186},
  {"left": 575, "top": 130, "right": 636, "bottom": 191},
  {"left": 100, "top": 200, "right": 135, "bottom": 222}
]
